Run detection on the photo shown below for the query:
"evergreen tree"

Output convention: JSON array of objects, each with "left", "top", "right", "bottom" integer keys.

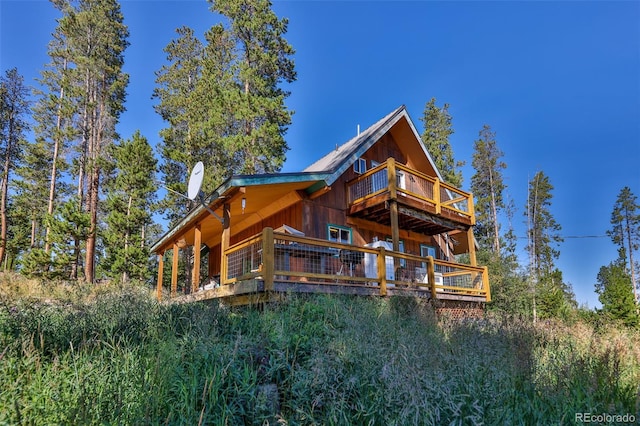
[
  {"left": 526, "top": 171, "right": 562, "bottom": 278},
  {"left": 155, "top": 0, "right": 296, "bottom": 224},
  {"left": 596, "top": 259, "right": 639, "bottom": 327},
  {"left": 102, "top": 131, "right": 157, "bottom": 283},
  {"left": 419, "top": 97, "right": 463, "bottom": 187},
  {"left": 33, "top": 8, "right": 76, "bottom": 254},
  {"left": 210, "top": 0, "right": 296, "bottom": 175},
  {"left": 470, "top": 124, "right": 506, "bottom": 253},
  {"left": 525, "top": 171, "right": 574, "bottom": 320},
  {"left": 13, "top": 137, "right": 52, "bottom": 252},
  {"left": 0, "top": 68, "right": 30, "bottom": 267},
  {"left": 154, "top": 26, "right": 205, "bottom": 224},
  {"left": 55, "top": 0, "right": 129, "bottom": 282},
  {"left": 22, "top": 198, "right": 90, "bottom": 280},
  {"left": 607, "top": 186, "right": 640, "bottom": 304}
]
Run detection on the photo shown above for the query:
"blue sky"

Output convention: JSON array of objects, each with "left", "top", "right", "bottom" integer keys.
[{"left": 1, "top": 0, "right": 639, "bottom": 308}]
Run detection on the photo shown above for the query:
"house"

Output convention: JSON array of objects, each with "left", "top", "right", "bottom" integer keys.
[{"left": 150, "top": 105, "right": 490, "bottom": 312}]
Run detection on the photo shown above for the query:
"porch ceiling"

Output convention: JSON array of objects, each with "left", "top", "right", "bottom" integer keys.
[{"left": 154, "top": 180, "right": 318, "bottom": 253}]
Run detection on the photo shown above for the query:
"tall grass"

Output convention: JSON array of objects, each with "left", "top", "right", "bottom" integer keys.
[{"left": 0, "top": 273, "right": 638, "bottom": 425}]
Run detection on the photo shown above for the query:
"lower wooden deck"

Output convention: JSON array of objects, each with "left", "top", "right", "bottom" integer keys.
[
  {"left": 162, "top": 227, "right": 490, "bottom": 307},
  {"left": 173, "top": 278, "right": 488, "bottom": 307}
]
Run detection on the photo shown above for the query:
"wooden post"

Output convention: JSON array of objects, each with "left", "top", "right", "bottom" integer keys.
[
  {"left": 262, "top": 227, "right": 274, "bottom": 291},
  {"left": 466, "top": 227, "right": 477, "bottom": 266},
  {"left": 427, "top": 255, "right": 437, "bottom": 299},
  {"left": 387, "top": 157, "right": 397, "bottom": 200},
  {"left": 156, "top": 253, "right": 164, "bottom": 301},
  {"left": 171, "top": 243, "right": 179, "bottom": 298},
  {"left": 378, "top": 246, "right": 387, "bottom": 296},
  {"left": 387, "top": 158, "right": 400, "bottom": 273},
  {"left": 483, "top": 266, "right": 491, "bottom": 302},
  {"left": 220, "top": 203, "right": 231, "bottom": 285},
  {"left": 434, "top": 178, "right": 441, "bottom": 215},
  {"left": 468, "top": 192, "right": 476, "bottom": 225},
  {"left": 192, "top": 224, "right": 202, "bottom": 293}
]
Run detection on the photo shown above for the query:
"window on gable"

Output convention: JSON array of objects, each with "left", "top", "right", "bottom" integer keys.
[
  {"left": 328, "top": 225, "right": 352, "bottom": 244},
  {"left": 353, "top": 158, "right": 367, "bottom": 174}
]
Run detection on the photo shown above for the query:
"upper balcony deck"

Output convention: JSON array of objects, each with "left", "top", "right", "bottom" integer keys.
[{"left": 346, "top": 158, "right": 474, "bottom": 235}]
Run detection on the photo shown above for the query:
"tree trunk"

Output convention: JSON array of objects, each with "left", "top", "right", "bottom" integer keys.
[
  {"left": 624, "top": 212, "right": 638, "bottom": 307},
  {"left": 0, "top": 140, "right": 11, "bottom": 265},
  {"left": 84, "top": 165, "right": 99, "bottom": 283},
  {"left": 45, "top": 63, "right": 67, "bottom": 254},
  {"left": 122, "top": 195, "right": 132, "bottom": 284},
  {"left": 488, "top": 167, "right": 500, "bottom": 254},
  {"left": 30, "top": 219, "right": 36, "bottom": 248}
]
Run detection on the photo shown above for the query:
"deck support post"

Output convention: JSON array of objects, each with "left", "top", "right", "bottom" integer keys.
[
  {"left": 483, "top": 266, "right": 491, "bottom": 302},
  {"left": 378, "top": 246, "right": 387, "bottom": 296},
  {"left": 220, "top": 203, "right": 231, "bottom": 285},
  {"left": 434, "top": 178, "right": 441, "bottom": 215},
  {"left": 466, "top": 227, "right": 477, "bottom": 266},
  {"left": 156, "top": 252, "right": 164, "bottom": 301},
  {"left": 171, "top": 243, "right": 179, "bottom": 298},
  {"left": 192, "top": 224, "right": 202, "bottom": 293},
  {"left": 387, "top": 158, "right": 401, "bottom": 276},
  {"left": 262, "top": 227, "right": 274, "bottom": 291},
  {"left": 427, "top": 255, "right": 437, "bottom": 299}
]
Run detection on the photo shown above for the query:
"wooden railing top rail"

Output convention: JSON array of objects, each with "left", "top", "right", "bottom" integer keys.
[
  {"left": 346, "top": 160, "right": 390, "bottom": 186},
  {"left": 345, "top": 158, "right": 474, "bottom": 221},
  {"left": 223, "top": 228, "right": 489, "bottom": 300}
]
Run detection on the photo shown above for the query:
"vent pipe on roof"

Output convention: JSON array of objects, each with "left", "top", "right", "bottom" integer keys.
[{"left": 357, "top": 124, "right": 360, "bottom": 136}]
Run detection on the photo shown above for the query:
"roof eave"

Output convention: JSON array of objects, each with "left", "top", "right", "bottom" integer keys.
[{"left": 150, "top": 172, "right": 330, "bottom": 253}]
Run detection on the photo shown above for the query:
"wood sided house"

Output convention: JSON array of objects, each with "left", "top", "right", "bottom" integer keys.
[{"left": 150, "top": 106, "right": 490, "bottom": 311}]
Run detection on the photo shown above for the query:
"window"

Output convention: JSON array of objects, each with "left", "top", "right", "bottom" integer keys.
[
  {"left": 420, "top": 244, "right": 436, "bottom": 258},
  {"left": 420, "top": 244, "right": 437, "bottom": 268},
  {"left": 353, "top": 158, "right": 367, "bottom": 174},
  {"left": 328, "top": 225, "right": 352, "bottom": 244},
  {"left": 370, "top": 160, "right": 387, "bottom": 192}
]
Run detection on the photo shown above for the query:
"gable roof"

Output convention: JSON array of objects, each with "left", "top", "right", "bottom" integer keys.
[{"left": 303, "top": 105, "right": 444, "bottom": 184}]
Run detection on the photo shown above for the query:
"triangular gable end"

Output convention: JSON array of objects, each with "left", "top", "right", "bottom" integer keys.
[{"left": 303, "top": 105, "right": 446, "bottom": 187}]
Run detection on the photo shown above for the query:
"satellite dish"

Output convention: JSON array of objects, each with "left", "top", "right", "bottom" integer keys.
[{"left": 187, "top": 161, "right": 204, "bottom": 201}]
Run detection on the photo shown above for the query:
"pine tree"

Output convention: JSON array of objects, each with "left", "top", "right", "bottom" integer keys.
[
  {"left": 13, "top": 137, "right": 52, "bottom": 251},
  {"left": 22, "top": 198, "right": 90, "bottom": 280},
  {"left": 596, "top": 259, "right": 639, "bottom": 327},
  {"left": 419, "top": 97, "right": 463, "bottom": 187},
  {"left": 55, "top": 0, "right": 129, "bottom": 282},
  {"left": 33, "top": 6, "right": 76, "bottom": 254},
  {"left": 607, "top": 186, "right": 640, "bottom": 305},
  {"left": 0, "top": 68, "right": 30, "bottom": 267},
  {"left": 470, "top": 124, "right": 506, "bottom": 253},
  {"left": 525, "top": 171, "right": 574, "bottom": 320},
  {"left": 210, "top": 0, "right": 296, "bottom": 175},
  {"left": 102, "top": 131, "right": 157, "bottom": 283},
  {"left": 155, "top": 0, "right": 296, "bottom": 225},
  {"left": 154, "top": 26, "right": 205, "bottom": 224},
  {"left": 526, "top": 171, "right": 562, "bottom": 278}
]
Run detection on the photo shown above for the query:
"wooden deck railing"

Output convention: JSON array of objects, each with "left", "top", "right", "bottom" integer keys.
[
  {"left": 346, "top": 158, "right": 475, "bottom": 225},
  {"left": 222, "top": 228, "right": 490, "bottom": 301}
]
